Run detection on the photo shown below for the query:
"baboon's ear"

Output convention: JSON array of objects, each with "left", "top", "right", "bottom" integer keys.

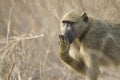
[{"left": 82, "top": 13, "right": 89, "bottom": 23}]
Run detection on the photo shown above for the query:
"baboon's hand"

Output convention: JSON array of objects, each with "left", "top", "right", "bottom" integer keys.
[{"left": 58, "top": 35, "right": 70, "bottom": 53}]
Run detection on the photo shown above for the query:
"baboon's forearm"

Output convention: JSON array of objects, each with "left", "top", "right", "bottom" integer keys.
[{"left": 60, "top": 51, "right": 86, "bottom": 75}]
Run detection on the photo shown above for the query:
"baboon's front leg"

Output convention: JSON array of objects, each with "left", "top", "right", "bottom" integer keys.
[
  {"left": 82, "top": 49, "right": 100, "bottom": 80},
  {"left": 58, "top": 35, "right": 86, "bottom": 75},
  {"left": 85, "top": 58, "right": 100, "bottom": 80}
]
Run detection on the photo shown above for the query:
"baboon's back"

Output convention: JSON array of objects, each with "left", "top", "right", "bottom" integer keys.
[{"left": 102, "top": 24, "right": 120, "bottom": 65}]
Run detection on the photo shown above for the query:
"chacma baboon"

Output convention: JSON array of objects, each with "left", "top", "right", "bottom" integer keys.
[{"left": 58, "top": 10, "right": 120, "bottom": 80}]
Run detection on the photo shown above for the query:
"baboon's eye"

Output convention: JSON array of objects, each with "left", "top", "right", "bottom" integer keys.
[{"left": 62, "top": 21, "right": 75, "bottom": 27}]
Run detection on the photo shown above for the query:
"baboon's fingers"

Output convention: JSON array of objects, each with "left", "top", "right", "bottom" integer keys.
[
  {"left": 59, "top": 35, "right": 65, "bottom": 47},
  {"left": 58, "top": 35, "right": 62, "bottom": 45},
  {"left": 59, "top": 35, "right": 64, "bottom": 42},
  {"left": 64, "top": 36, "right": 67, "bottom": 45},
  {"left": 59, "top": 35, "right": 63, "bottom": 43},
  {"left": 59, "top": 35, "right": 67, "bottom": 43},
  {"left": 58, "top": 35, "right": 70, "bottom": 50},
  {"left": 65, "top": 37, "right": 70, "bottom": 49}
]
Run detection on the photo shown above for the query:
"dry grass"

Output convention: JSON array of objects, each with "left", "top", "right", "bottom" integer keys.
[{"left": 0, "top": 0, "right": 120, "bottom": 80}]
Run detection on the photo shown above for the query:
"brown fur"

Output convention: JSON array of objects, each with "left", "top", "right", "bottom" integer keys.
[{"left": 58, "top": 10, "right": 120, "bottom": 80}]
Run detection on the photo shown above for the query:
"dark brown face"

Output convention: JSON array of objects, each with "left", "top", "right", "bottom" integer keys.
[{"left": 60, "top": 21, "right": 75, "bottom": 44}]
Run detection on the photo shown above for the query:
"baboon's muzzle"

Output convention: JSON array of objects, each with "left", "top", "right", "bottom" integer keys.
[{"left": 64, "top": 31, "right": 73, "bottom": 44}]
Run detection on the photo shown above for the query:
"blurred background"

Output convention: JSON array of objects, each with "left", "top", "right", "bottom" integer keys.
[{"left": 0, "top": 0, "right": 120, "bottom": 80}]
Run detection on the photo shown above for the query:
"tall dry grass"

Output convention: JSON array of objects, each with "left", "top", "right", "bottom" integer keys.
[{"left": 0, "top": 0, "right": 120, "bottom": 80}]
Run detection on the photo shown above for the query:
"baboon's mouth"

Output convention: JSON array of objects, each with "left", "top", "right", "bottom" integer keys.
[
  {"left": 67, "top": 36, "right": 73, "bottom": 44},
  {"left": 65, "top": 34, "right": 73, "bottom": 44}
]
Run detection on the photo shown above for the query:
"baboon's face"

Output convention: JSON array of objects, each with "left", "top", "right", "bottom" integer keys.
[
  {"left": 60, "top": 21, "right": 75, "bottom": 43},
  {"left": 60, "top": 11, "right": 89, "bottom": 44}
]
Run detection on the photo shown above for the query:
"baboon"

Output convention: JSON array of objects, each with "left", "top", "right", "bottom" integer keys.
[{"left": 58, "top": 10, "right": 120, "bottom": 80}]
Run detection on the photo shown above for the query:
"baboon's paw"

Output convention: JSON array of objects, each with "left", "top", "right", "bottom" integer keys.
[{"left": 58, "top": 35, "right": 70, "bottom": 52}]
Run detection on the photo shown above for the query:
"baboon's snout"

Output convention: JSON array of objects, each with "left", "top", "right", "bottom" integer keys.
[{"left": 63, "top": 31, "right": 73, "bottom": 44}]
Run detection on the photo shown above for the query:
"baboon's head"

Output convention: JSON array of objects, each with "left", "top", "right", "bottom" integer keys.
[{"left": 60, "top": 10, "right": 89, "bottom": 44}]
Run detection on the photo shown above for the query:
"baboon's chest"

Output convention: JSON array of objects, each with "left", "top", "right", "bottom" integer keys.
[{"left": 69, "top": 39, "right": 81, "bottom": 61}]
